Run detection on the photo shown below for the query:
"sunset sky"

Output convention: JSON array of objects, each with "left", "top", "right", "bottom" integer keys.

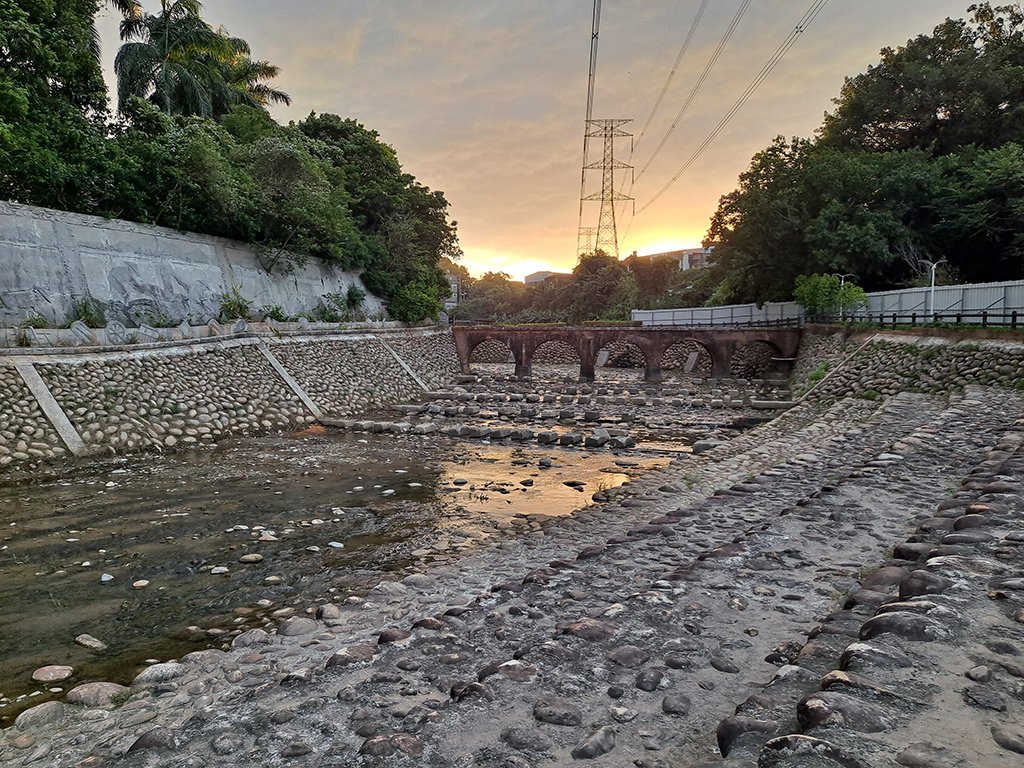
[{"left": 97, "top": 1, "right": 972, "bottom": 280}]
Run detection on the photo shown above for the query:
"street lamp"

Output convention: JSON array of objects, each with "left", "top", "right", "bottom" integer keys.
[
  {"left": 831, "top": 273, "right": 856, "bottom": 318},
  {"left": 924, "top": 259, "right": 947, "bottom": 320}
]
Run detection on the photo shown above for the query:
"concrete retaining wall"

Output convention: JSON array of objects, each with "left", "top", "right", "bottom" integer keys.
[
  {"left": 0, "top": 201, "right": 384, "bottom": 327},
  {"left": 0, "top": 328, "right": 457, "bottom": 471}
]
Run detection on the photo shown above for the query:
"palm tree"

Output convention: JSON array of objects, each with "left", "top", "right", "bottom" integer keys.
[
  {"left": 114, "top": 0, "right": 288, "bottom": 118},
  {"left": 216, "top": 55, "right": 291, "bottom": 115},
  {"left": 89, "top": 0, "right": 143, "bottom": 62}
]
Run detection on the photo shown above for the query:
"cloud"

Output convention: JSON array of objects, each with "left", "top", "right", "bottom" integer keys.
[{"left": 97, "top": 0, "right": 973, "bottom": 278}]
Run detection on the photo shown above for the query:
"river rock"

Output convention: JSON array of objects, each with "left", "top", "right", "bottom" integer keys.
[
  {"left": 533, "top": 696, "right": 582, "bottom": 726},
  {"left": 74, "top": 634, "right": 107, "bottom": 651},
  {"left": 859, "top": 612, "right": 947, "bottom": 641},
  {"left": 606, "top": 644, "right": 650, "bottom": 668},
  {"left": 571, "top": 726, "right": 616, "bottom": 759},
  {"left": 14, "top": 700, "right": 65, "bottom": 731},
  {"left": 501, "top": 727, "right": 553, "bottom": 753},
  {"left": 716, "top": 715, "right": 782, "bottom": 758},
  {"left": 66, "top": 681, "right": 128, "bottom": 706},
  {"left": 277, "top": 617, "right": 318, "bottom": 636},
  {"left": 797, "top": 691, "right": 890, "bottom": 732},
  {"left": 126, "top": 727, "right": 178, "bottom": 754},
  {"left": 31, "top": 665, "right": 74, "bottom": 683},
  {"left": 133, "top": 662, "right": 186, "bottom": 687},
  {"left": 992, "top": 726, "right": 1024, "bottom": 755}
]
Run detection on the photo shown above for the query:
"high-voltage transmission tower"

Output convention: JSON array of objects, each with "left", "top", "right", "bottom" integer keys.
[
  {"left": 577, "top": 227, "right": 598, "bottom": 255},
  {"left": 581, "top": 119, "right": 633, "bottom": 259}
]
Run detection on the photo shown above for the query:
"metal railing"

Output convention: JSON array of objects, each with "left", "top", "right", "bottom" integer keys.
[{"left": 810, "top": 311, "right": 1024, "bottom": 329}]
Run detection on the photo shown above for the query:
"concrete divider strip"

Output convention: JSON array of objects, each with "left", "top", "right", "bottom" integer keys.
[
  {"left": 14, "top": 363, "right": 87, "bottom": 456},
  {"left": 375, "top": 337, "right": 430, "bottom": 392},
  {"left": 256, "top": 343, "right": 324, "bottom": 419}
]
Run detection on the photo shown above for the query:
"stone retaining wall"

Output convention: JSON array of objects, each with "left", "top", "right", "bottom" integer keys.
[
  {"left": 798, "top": 329, "right": 1024, "bottom": 400},
  {"left": 384, "top": 332, "right": 460, "bottom": 390},
  {"left": 0, "top": 366, "right": 66, "bottom": 466},
  {"left": 37, "top": 347, "right": 310, "bottom": 453},
  {"left": 0, "top": 328, "right": 457, "bottom": 472},
  {"left": 270, "top": 338, "right": 422, "bottom": 416}
]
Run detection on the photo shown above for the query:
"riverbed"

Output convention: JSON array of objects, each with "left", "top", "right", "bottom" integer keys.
[{"left": 0, "top": 427, "right": 671, "bottom": 725}]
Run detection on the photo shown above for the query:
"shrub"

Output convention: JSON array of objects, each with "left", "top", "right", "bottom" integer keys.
[{"left": 219, "top": 285, "right": 253, "bottom": 321}]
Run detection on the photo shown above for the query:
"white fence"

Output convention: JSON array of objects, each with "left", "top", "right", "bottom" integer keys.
[
  {"left": 862, "top": 280, "right": 1024, "bottom": 315},
  {"left": 632, "top": 302, "right": 802, "bottom": 327},
  {"left": 632, "top": 279, "right": 1024, "bottom": 326}
]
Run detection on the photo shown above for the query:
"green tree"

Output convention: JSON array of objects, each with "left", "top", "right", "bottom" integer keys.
[
  {"left": 567, "top": 251, "right": 628, "bottom": 322},
  {"left": 114, "top": 0, "right": 287, "bottom": 117},
  {"left": 820, "top": 3, "right": 1024, "bottom": 155},
  {"left": 793, "top": 273, "right": 867, "bottom": 315}
]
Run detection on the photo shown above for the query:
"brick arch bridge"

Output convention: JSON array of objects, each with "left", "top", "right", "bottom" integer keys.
[{"left": 453, "top": 326, "right": 802, "bottom": 381}]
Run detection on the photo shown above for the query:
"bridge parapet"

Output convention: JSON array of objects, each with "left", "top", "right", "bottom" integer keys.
[{"left": 453, "top": 325, "right": 802, "bottom": 381}]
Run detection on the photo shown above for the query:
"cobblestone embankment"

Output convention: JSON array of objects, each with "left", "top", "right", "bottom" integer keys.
[
  {"left": 5, "top": 380, "right": 1024, "bottom": 767},
  {"left": 0, "top": 328, "right": 457, "bottom": 472}
]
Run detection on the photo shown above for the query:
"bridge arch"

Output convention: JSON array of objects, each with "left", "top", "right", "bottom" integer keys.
[
  {"left": 660, "top": 340, "right": 714, "bottom": 377},
  {"left": 729, "top": 339, "right": 786, "bottom": 379},
  {"left": 468, "top": 337, "right": 513, "bottom": 364}
]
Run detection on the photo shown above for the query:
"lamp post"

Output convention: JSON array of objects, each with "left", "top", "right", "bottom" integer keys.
[
  {"left": 831, "top": 273, "right": 856, "bottom": 319},
  {"left": 924, "top": 260, "right": 947, "bottom": 320}
]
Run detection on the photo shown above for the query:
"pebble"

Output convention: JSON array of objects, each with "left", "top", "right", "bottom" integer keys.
[{"left": 74, "top": 634, "right": 107, "bottom": 651}]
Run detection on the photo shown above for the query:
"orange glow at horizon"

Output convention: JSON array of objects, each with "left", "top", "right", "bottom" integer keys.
[{"left": 459, "top": 227, "right": 709, "bottom": 281}]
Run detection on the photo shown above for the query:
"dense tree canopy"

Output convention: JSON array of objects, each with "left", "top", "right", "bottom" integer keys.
[
  {"left": 704, "top": 2, "right": 1024, "bottom": 306},
  {"left": 1, "top": 0, "right": 458, "bottom": 322}
]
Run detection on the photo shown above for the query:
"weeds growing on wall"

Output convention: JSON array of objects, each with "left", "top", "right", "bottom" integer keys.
[
  {"left": 218, "top": 286, "right": 253, "bottom": 322},
  {"left": 68, "top": 297, "right": 105, "bottom": 328},
  {"left": 18, "top": 314, "right": 51, "bottom": 329},
  {"left": 807, "top": 362, "right": 830, "bottom": 382},
  {"left": 261, "top": 305, "right": 293, "bottom": 322}
]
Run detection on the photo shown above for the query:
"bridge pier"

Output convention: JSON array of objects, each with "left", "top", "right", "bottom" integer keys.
[{"left": 644, "top": 365, "right": 663, "bottom": 383}]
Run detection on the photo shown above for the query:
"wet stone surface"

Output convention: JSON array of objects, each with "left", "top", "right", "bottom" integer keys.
[
  {"left": 0, "top": 425, "right": 668, "bottom": 724},
  {"left": 4, "top": 370, "right": 1024, "bottom": 768}
]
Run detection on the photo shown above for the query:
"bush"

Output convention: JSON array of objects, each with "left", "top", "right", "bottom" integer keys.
[
  {"left": 388, "top": 283, "right": 442, "bottom": 323},
  {"left": 68, "top": 296, "right": 105, "bottom": 327},
  {"left": 218, "top": 285, "right": 253, "bottom": 321}
]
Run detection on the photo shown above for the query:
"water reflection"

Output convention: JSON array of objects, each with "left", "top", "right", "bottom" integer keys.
[{"left": 0, "top": 429, "right": 667, "bottom": 724}]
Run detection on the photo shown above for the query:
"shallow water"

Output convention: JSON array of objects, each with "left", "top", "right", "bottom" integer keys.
[{"left": 0, "top": 428, "right": 669, "bottom": 724}]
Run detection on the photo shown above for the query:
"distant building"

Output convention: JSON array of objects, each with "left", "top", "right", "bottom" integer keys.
[
  {"left": 628, "top": 246, "right": 714, "bottom": 271},
  {"left": 524, "top": 270, "right": 572, "bottom": 285},
  {"left": 443, "top": 271, "right": 466, "bottom": 310}
]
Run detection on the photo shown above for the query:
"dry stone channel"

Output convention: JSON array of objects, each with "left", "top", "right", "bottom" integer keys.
[
  {"left": 7, "top": 328, "right": 1024, "bottom": 767},
  {"left": 326, "top": 371, "right": 794, "bottom": 451}
]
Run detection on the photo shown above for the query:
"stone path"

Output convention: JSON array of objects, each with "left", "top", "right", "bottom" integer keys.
[{"left": 4, "top": 387, "right": 1024, "bottom": 767}]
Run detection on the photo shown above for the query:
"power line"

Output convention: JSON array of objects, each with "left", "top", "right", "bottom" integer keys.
[
  {"left": 619, "top": 0, "right": 711, "bottom": 226},
  {"left": 634, "top": 0, "right": 752, "bottom": 183},
  {"left": 634, "top": 0, "right": 711, "bottom": 149},
  {"left": 576, "top": 0, "right": 603, "bottom": 254},
  {"left": 635, "top": 0, "right": 831, "bottom": 216}
]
